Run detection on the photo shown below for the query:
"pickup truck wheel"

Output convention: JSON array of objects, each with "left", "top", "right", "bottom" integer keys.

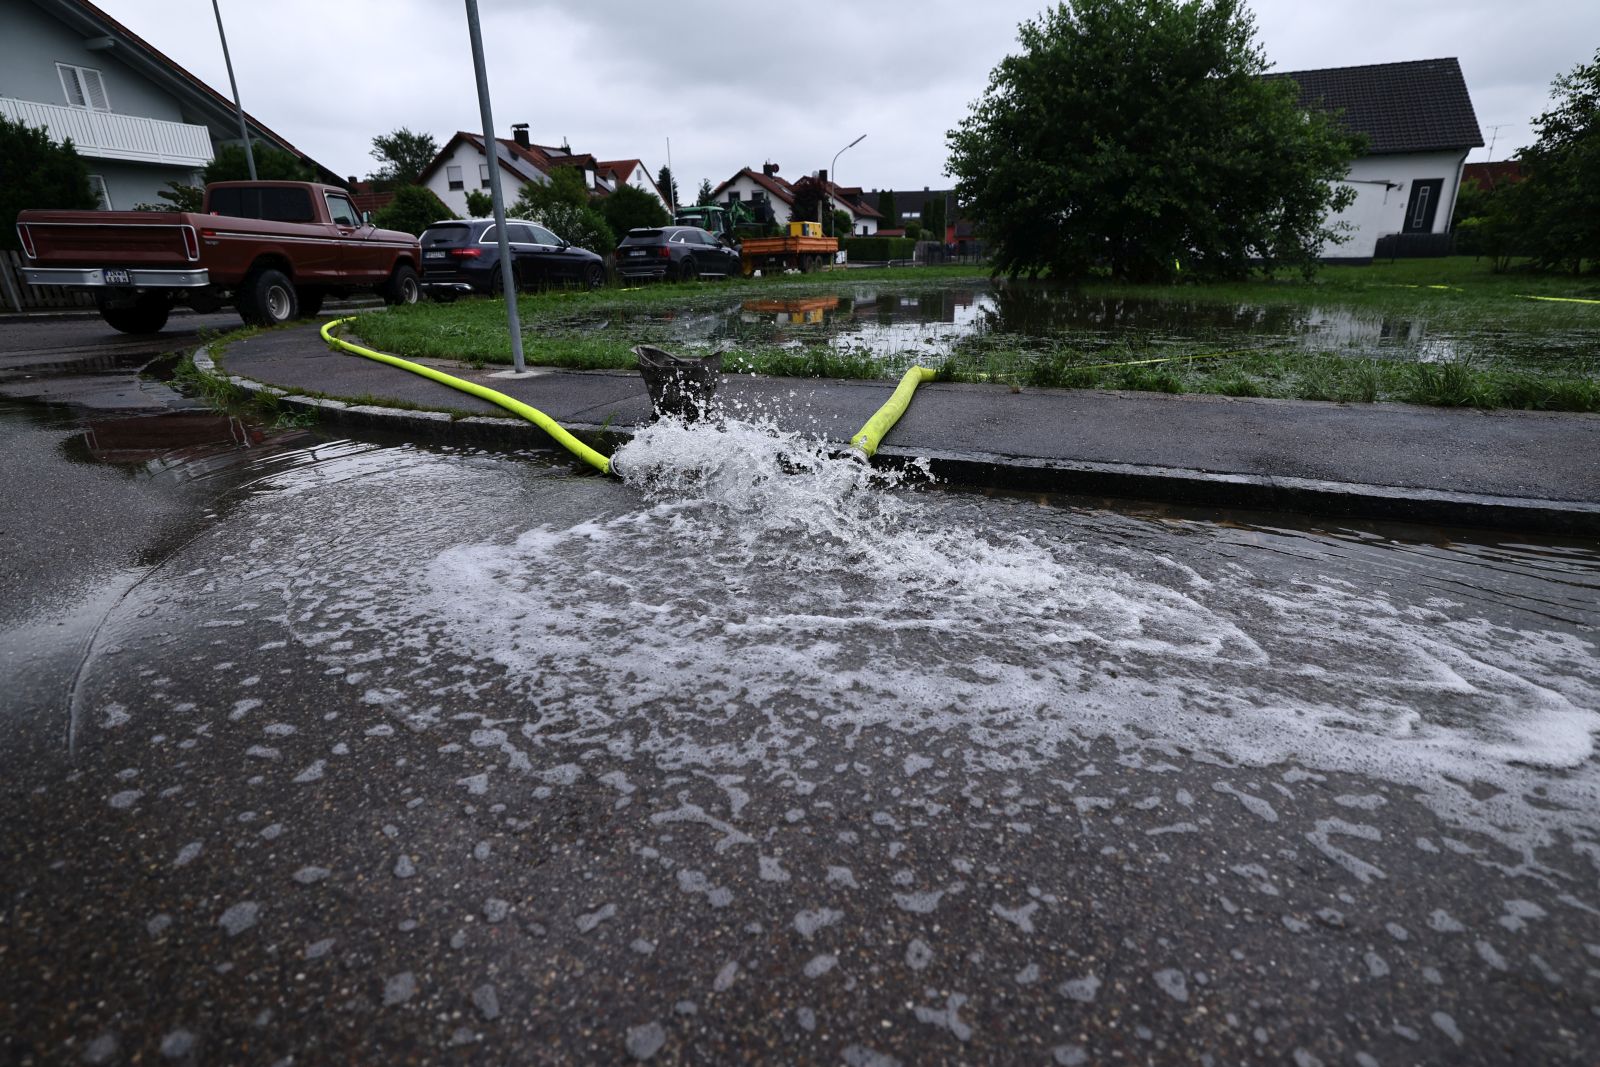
[
  {"left": 381, "top": 264, "right": 420, "bottom": 306},
  {"left": 239, "top": 268, "right": 298, "bottom": 326},
  {"left": 296, "top": 288, "right": 325, "bottom": 317},
  {"left": 100, "top": 296, "right": 170, "bottom": 335}
]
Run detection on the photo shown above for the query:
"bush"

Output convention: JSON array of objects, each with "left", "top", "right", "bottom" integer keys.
[
  {"left": 373, "top": 185, "right": 456, "bottom": 235},
  {"left": 464, "top": 189, "right": 493, "bottom": 217},
  {"left": 204, "top": 142, "right": 313, "bottom": 183},
  {"left": 0, "top": 115, "right": 98, "bottom": 249},
  {"left": 600, "top": 183, "right": 669, "bottom": 236},
  {"left": 133, "top": 181, "right": 204, "bottom": 212},
  {"left": 841, "top": 236, "right": 917, "bottom": 262}
]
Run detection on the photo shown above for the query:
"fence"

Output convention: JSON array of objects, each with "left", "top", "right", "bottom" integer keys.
[{"left": 0, "top": 250, "right": 98, "bottom": 313}]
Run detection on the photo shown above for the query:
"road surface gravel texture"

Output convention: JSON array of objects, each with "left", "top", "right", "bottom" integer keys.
[{"left": 0, "top": 313, "right": 1597, "bottom": 1065}]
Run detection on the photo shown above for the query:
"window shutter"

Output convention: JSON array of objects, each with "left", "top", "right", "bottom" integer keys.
[
  {"left": 58, "top": 63, "right": 86, "bottom": 107},
  {"left": 82, "top": 68, "right": 109, "bottom": 110}
]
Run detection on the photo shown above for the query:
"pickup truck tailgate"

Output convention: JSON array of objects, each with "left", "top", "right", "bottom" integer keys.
[{"left": 19, "top": 212, "right": 197, "bottom": 267}]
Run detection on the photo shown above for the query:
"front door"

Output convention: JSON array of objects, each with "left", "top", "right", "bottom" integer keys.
[{"left": 1402, "top": 179, "right": 1444, "bottom": 234}]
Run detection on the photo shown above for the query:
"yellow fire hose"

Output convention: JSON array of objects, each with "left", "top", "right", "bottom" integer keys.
[
  {"left": 319, "top": 317, "right": 613, "bottom": 476},
  {"left": 850, "top": 366, "right": 936, "bottom": 457}
]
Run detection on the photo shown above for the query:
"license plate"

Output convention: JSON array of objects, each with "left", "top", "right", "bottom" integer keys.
[
  {"left": 425, "top": 251, "right": 447, "bottom": 259},
  {"left": 103, "top": 268, "right": 131, "bottom": 284},
  {"left": 628, "top": 250, "right": 646, "bottom": 257}
]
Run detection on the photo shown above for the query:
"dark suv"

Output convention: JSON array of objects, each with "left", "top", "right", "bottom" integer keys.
[
  {"left": 419, "top": 218, "right": 606, "bottom": 297},
  {"left": 615, "top": 225, "right": 741, "bottom": 282}
]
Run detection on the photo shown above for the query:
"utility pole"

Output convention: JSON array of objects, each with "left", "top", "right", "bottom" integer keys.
[
  {"left": 464, "top": 0, "right": 527, "bottom": 374},
  {"left": 210, "top": 0, "right": 255, "bottom": 180}
]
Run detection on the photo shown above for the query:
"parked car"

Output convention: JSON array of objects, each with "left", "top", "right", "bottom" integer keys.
[
  {"left": 615, "top": 226, "right": 741, "bottom": 282},
  {"left": 16, "top": 180, "right": 421, "bottom": 332},
  {"left": 418, "top": 218, "right": 605, "bottom": 298}
]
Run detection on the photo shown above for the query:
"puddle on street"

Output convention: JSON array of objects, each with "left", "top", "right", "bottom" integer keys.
[{"left": 5, "top": 403, "right": 1598, "bottom": 1064}]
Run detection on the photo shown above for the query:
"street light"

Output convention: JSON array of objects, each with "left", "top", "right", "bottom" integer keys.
[{"left": 828, "top": 133, "right": 866, "bottom": 236}]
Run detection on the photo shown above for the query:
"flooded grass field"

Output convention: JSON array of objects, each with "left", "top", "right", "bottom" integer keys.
[{"left": 351, "top": 260, "right": 1600, "bottom": 411}]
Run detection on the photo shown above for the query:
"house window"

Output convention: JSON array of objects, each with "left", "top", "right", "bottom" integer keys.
[
  {"left": 58, "top": 63, "right": 109, "bottom": 110},
  {"left": 728, "top": 191, "right": 741, "bottom": 202},
  {"left": 479, "top": 163, "right": 491, "bottom": 188},
  {"left": 88, "top": 175, "right": 111, "bottom": 210},
  {"left": 446, "top": 165, "right": 464, "bottom": 191}
]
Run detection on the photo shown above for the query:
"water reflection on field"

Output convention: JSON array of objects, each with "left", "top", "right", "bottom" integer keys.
[{"left": 586, "top": 283, "right": 1595, "bottom": 371}]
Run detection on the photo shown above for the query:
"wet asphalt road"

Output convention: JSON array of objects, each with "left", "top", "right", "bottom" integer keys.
[{"left": 2, "top": 315, "right": 1598, "bottom": 1066}]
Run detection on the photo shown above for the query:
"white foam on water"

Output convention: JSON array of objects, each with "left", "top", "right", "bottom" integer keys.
[{"left": 243, "top": 419, "right": 1598, "bottom": 853}]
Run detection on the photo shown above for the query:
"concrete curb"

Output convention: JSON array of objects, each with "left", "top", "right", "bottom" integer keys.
[{"left": 197, "top": 345, "right": 1600, "bottom": 537}]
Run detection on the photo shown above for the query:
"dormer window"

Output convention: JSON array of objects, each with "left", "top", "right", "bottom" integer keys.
[{"left": 57, "top": 63, "right": 109, "bottom": 110}]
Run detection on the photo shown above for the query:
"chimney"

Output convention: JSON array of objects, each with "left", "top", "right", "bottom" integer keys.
[
  {"left": 763, "top": 162, "right": 780, "bottom": 178},
  {"left": 511, "top": 123, "right": 530, "bottom": 148},
  {"left": 346, "top": 176, "right": 358, "bottom": 187},
  {"left": 817, "top": 169, "right": 827, "bottom": 184}
]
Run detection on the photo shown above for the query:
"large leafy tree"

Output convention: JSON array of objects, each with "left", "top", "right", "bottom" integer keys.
[
  {"left": 368, "top": 127, "right": 439, "bottom": 187},
  {"left": 1513, "top": 49, "right": 1600, "bottom": 274},
  {"left": 946, "top": 0, "right": 1363, "bottom": 281},
  {"left": 512, "top": 167, "right": 615, "bottom": 252},
  {"left": 204, "top": 142, "right": 313, "bottom": 183},
  {"left": 695, "top": 178, "right": 714, "bottom": 205},
  {"left": 0, "top": 116, "right": 97, "bottom": 249}
]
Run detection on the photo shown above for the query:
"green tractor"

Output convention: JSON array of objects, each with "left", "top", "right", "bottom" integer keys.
[{"left": 674, "top": 200, "right": 761, "bottom": 244}]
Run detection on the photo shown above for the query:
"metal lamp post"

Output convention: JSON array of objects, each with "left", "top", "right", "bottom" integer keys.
[
  {"left": 210, "top": 0, "right": 255, "bottom": 180},
  {"left": 828, "top": 133, "right": 865, "bottom": 236},
  {"left": 464, "top": 0, "right": 527, "bottom": 374}
]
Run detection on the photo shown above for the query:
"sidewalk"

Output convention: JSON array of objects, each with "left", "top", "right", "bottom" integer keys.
[{"left": 209, "top": 322, "right": 1600, "bottom": 535}]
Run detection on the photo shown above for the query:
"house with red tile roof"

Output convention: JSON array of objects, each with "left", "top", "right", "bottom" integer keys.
[
  {"left": 417, "top": 124, "right": 653, "bottom": 217},
  {"left": 711, "top": 165, "right": 883, "bottom": 234}
]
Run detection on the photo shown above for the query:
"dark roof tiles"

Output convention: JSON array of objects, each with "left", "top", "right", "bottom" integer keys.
[{"left": 1266, "top": 58, "right": 1482, "bottom": 154}]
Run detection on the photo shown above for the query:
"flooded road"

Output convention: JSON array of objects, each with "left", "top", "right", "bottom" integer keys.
[{"left": 3, "top": 391, "right": 1597, "bottom": 1064}]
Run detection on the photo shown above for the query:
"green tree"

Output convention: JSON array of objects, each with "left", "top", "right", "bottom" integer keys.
[
  {"left": 946, "top": 0, "right": 1363, "bottom": 281},
  {"left": 1514, "top": 48, "right": 1600, "bottom": 274},
  {"left": 372, "top": 185, "right": 455, "bottom": 235},
  {"left": 922, "top": 197, "right": 947, "bottom": 241},
  {"left": 696, "top": 178, "right": 714, "bottom": 205},
  {"left": 0, "top": 116, "right": 97, "bottom": 249},
  {"left": 831, "top": 208, "right": 853, "bottom": 238},
  {"left": 878, "top": 189, "right": 898, "bottom": 226},
  {"left": 600, "top": 183, "right": 670, "bottom": 236},
  {"left": 511, "top": 166, "right": 589, "bottom": 218},
  {"left": 656, "top": 165, "right": 680, "bottom": 210},
  {"left": 204, "top": 142, "right": 314, "bottom": 183},
  {"left": 464, "top": 189, "right": 493, "bottom": 217},
  {"left": 367, "top": 127, "right": 438, "bottom": 187}
]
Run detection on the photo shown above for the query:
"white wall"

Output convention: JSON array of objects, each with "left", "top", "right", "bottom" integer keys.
[
  {"left": 720, "top": 174, "right": 792, "bottom": 227},
  {"left": 1320, "top": 150, "right": 1468, "bottom": 259},
  {"left": 424, "top": 141, "right": 534, "bottom": 218}
]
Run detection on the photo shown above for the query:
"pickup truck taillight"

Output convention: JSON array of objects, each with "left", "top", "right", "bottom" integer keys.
[
  {"left": 16, "top": 224, "right": 36, "bottom": 259},
  {"left": 181, "top": 225, "right": 200, "bottom": 261},
  {"left": 450, "top": 247, "right": 482, "bottom": 258}
]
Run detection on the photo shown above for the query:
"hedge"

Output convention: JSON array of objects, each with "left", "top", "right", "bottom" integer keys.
[{"left": 841, "top": 236, "right": 917, "bottom": 262}]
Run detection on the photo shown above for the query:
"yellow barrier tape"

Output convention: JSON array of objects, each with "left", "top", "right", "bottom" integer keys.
[
  {"left": 319, "top": 317, "right": 612, "bottom": 476},
  {"left": 1518, "top": 294, "right": 1600, "bottom": 305},
  {"left": 850, "top": 366, "right": 935, "bottom": 458}
]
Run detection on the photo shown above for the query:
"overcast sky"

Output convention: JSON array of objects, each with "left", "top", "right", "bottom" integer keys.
[{"left": 94, "top": 0, "right": 1599, "bottom": 194}]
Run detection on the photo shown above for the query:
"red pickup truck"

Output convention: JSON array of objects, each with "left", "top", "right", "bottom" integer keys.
[{"left": 15, "top": 181, "right": 422, "bottom": 333}]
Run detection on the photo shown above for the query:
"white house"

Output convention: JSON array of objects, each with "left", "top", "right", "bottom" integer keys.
[
  {"left": 1270, "top": 58, "right": 1483, "bottom": 262},
  {"left": 711, "top": 165, "right": 882, "bottom": 234},
  {"left": 0, "top": 0, "right": 337, "bottom": 210},
  {"left": 418, "top": 125, "right": 663, "bottom": 219}
]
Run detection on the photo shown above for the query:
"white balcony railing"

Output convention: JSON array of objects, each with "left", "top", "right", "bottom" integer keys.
[{"left": 0, "top": 97, "right": 213, "bottom": 168}]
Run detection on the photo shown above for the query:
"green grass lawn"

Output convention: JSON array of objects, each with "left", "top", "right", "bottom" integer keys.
[{"left": 343, "top": 258, "right": 1600, "bottom": 413}]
